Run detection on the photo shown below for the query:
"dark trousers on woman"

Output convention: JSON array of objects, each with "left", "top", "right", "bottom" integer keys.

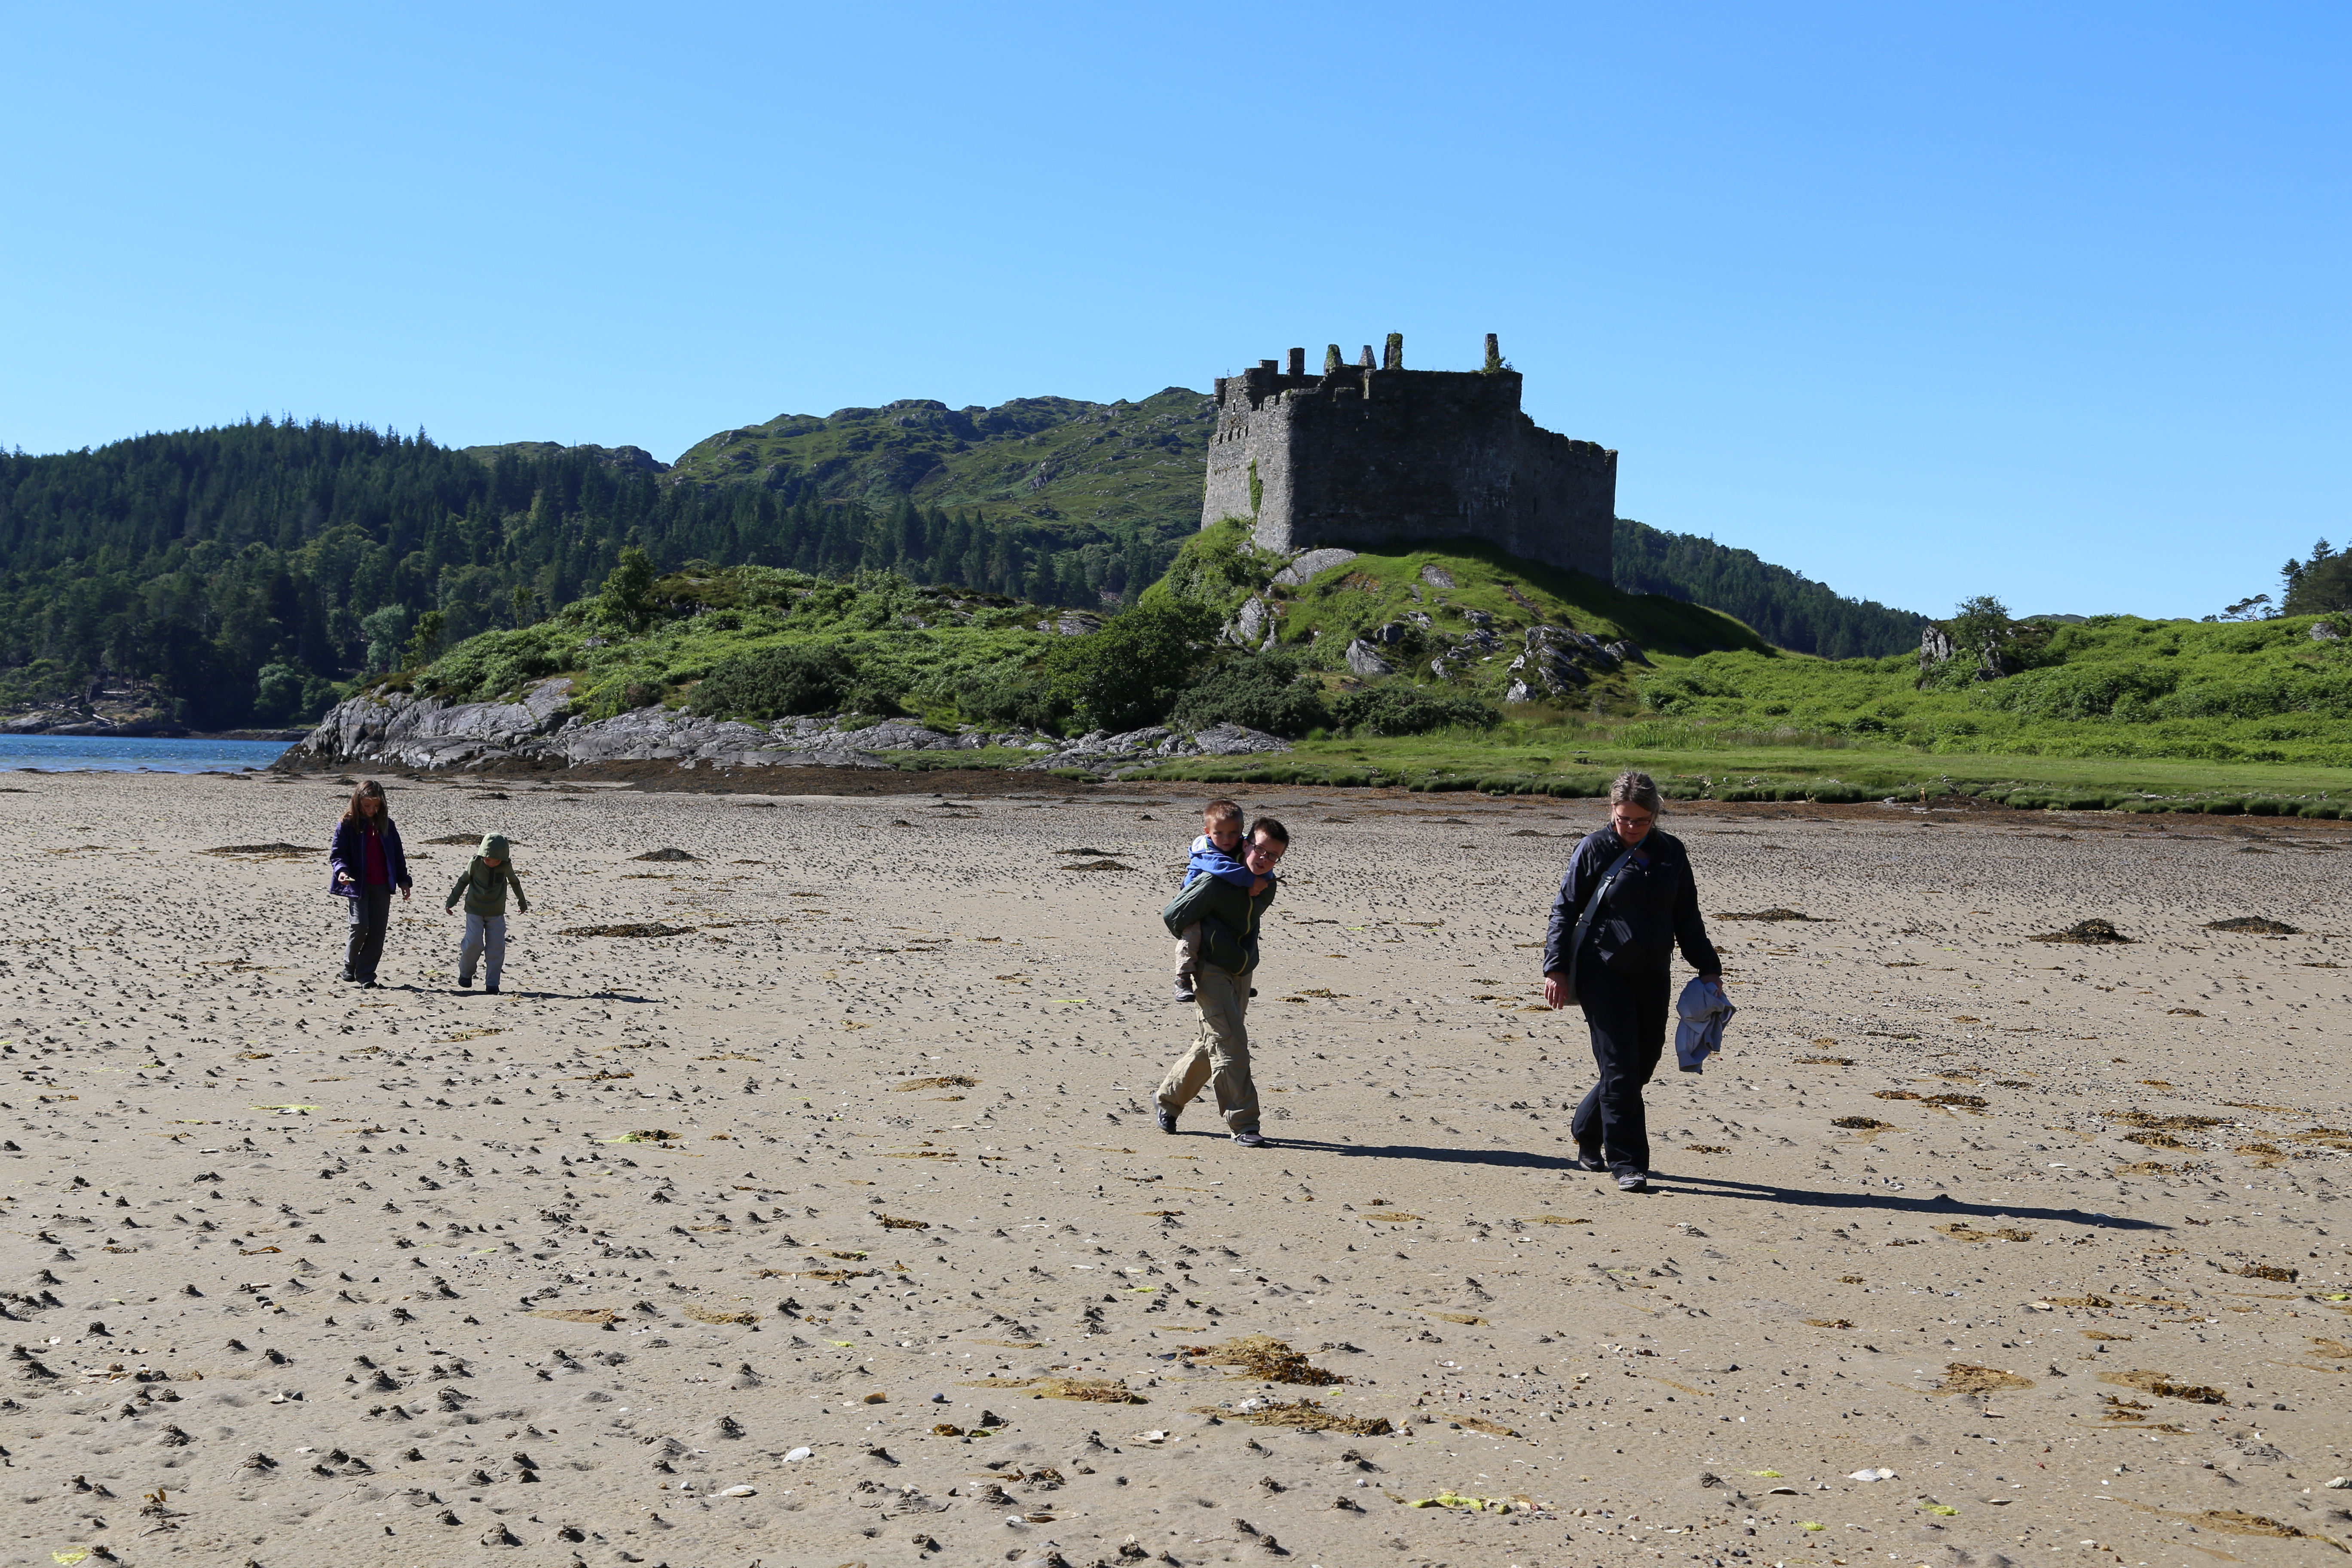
[
  {"left": 344, "top": 888, "right": 392, "bottom": 983},
  {"left": 1569, "top": 965, "right": 1672, "bottom": 1176}
]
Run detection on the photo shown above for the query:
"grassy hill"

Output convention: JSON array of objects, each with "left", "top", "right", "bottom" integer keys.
[
  {"left": 385, "top": 536, "right": 2352, "bottom": 814},
  {"left": 662, "top": 388, "right": 1217, "bottom": 550}
]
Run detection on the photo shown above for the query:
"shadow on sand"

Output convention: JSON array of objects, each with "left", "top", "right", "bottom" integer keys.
[{"left": 1268, "top": 1138, "right": 2166, "bottom": 1231}]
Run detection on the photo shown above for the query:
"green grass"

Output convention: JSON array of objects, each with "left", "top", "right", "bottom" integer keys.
[
  {"left": 1142, "top": 520, "right": 1766, "bottom": 706},
  {"left": 1118, "top": 710, "right": 2352, "bottom": 813},
  {"left": 1632, "top": 612, "right": 2352, "bottom": 766},
  {"left": 389, "top": 551, "right": 2352, "bottom": 816},
  {"left": 408, "top": 566, "right": 1067, "bottom": 723}
]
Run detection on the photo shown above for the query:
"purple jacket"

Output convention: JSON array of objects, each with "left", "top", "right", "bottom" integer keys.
[{"left": 328, "top": 818, "right": 410, "bottom": 897}]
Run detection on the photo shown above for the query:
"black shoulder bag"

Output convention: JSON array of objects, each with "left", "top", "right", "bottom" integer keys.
[{"left": 1560, "top": 848, "right": 1638, "bottom": 1008}]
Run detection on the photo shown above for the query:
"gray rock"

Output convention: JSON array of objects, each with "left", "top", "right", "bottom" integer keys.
[
  {"left": 1512, "top": 627, "right": 1599, "bottom": 696},
  {"left": 2312, "top": 621, "right": 2343, "bottom": 641},
  {"left": 1191, "top": 723, "right": 1290, "bottom": 756},
  {"left": 1604, "top": 639, "right": 1650, "bottom": 667},
  {"left": 1270, "top": 548, "right": 1358, "bottom": 588},
  {"left": 1503, "top": 679, "right": 1535, "bottom": 704},
  {"left": 1227, "top": 597, "right": 1268, "bottom": 647},
  {"left": 1016, "top": 722, "right": 1291, "bottom": 775},
  {"left": 1419, "top": 564, "right": 1456, "bottom": 589},
  {"left": 1035, "top": 610, "right": 1103, "bottom": 637},
  {"left": 1344, "top": 640, "right": 1393, "bottom": 677}
]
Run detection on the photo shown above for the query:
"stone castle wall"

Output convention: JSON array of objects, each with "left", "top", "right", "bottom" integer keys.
[{"left": 1201, "top": 339, "right": 1615, "bottom": 582}]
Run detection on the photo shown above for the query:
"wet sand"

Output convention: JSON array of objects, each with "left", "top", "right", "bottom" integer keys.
[{"left": 0, "top": 771, "right": 2345, "bottom": 1568}]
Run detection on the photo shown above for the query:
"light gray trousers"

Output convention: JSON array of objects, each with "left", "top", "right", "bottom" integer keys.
[{"left": 457, "top": 913, "right": 506, "bottom": 986}]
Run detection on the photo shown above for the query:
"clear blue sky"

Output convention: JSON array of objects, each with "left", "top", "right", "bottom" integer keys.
[{"left": 4, "top": 2, "right": 2344, "bottom": 621}]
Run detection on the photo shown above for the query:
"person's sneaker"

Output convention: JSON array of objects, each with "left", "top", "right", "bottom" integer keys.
[
  {"left": 484, "top": 985, "right": 501, "bottom": 995},
  {"left": 458, "top": 975, "right": 474, "bottom": 990},
  {"left": 1617, "top": 1171, "right": 1649, "bottom": 1192},
  {"left": 1173, "top": 981, "right": 1194, "bottom": 1002},
  {"left": 1231, "top": 1129, "right": 1269, "bottom": 1148},
  {"left": 1576, "top": 1150, "right": 1608, "bottom": 1172},
  {"left": 1154, "top": 1104, "right": 1179, "bottom": 1135}
]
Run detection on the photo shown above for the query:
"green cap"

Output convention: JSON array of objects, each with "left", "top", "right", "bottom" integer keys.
[{"left": 479, "top": 834, "right": 510, "bottom": 859}]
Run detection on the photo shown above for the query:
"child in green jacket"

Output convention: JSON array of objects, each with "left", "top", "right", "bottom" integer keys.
[{"left": 444, "top": 834, "right": 529, "bottom": 993}]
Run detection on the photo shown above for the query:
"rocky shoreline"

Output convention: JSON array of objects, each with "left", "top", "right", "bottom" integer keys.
[{"left": 280, "top": 677, "right": 1292, "bottom": 778}]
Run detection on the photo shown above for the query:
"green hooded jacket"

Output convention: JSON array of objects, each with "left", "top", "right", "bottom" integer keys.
[
  {"left": 445, "top": 834, "right": 529, "bottom": 917},
  {"left": 1160, "top": 869, "right": 1277, "bottom": 975}
]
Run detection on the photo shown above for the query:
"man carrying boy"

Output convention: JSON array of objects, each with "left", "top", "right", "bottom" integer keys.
[
  {"left": 1173, "top": 799, "right": 1270, "bottom": 1001},
  {"left": 444, "top": 833, "right": 529, "bottom": 994},
  {"left": 1154, "top": 816, "right": 1289, "bottom": 1148}
]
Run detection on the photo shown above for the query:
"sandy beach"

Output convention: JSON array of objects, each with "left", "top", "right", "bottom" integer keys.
[{"left": 0, "top": 769, "right": 2343, "bottom": 1568}]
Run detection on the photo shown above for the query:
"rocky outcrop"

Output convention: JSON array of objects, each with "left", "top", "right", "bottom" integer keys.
[
  {"left": 280, "top": 675, "right": 1283, "bottom": 776},
  {"left": 1017, "top": 722, "right": 1292, "bottom": 776},
  {"left": 1034, "top": 610, "right": 1104, "bottom": 637},
  {"left": 1270, "top": 548, "right": 1358, "bottom": 588},
  {"left": 1223, "top": 596, "right": 1279, "bottom": 649},
  {"left": 1502, "top": 625, "right": 1635, "bottom": 701},
  {"left": 1343, "top": 639, "right": 1394, "bottom": 677}
]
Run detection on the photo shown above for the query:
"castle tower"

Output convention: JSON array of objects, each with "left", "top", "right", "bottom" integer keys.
[{"left": 1200, "top": 333, "right": 1616, "bottom": 582}]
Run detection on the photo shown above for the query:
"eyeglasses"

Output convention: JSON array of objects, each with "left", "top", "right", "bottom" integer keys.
[{"left": 1611, "top": 810, "right": 1654, "bottom": 828}]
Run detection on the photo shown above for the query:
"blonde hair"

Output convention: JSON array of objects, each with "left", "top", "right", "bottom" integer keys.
[
  {"left": 1201, "top": 798, "right": 1243, "bottom": 827},
  {"left": 1610, "top": 770, "right": 1663, "bottom": 816}
]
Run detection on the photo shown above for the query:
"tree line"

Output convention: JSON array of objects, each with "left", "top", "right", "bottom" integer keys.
[
  {"left": 1611, "top": 516, "right": 1923, "bottom": 659},
  {"left": 0, "top": 419, "right": 1176, "bottom": 727}
]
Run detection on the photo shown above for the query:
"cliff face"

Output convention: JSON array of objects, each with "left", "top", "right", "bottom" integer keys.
[{"left": 281, "top": 677, "right": 1286, "bottom": 775}]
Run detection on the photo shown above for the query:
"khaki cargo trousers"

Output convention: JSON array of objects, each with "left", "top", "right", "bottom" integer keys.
[{"left": 1154, "top": 963, "right": 1259, "bottom": 1134}]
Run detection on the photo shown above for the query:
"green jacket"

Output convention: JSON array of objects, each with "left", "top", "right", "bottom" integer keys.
[
  {"left": 1161, "top": 869, "right": 1277, "bottom": 975},
  {"left": 446, "top": 857, "right": 529, "bottom": 917}
]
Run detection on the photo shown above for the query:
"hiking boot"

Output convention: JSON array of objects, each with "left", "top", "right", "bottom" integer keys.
[
  {"left": 1231, "top": 1129, "right": 1269, "bottom": 1148},
  {"left": 1617, "top": 1171, "right": 1649, "bottom": 1193},
  {"left": 1173, "top": 981, "right": 1195, "bottom": 1002},
  {"left": 1154, "top": 1104, "right": 1179, "bottom": 1135}
]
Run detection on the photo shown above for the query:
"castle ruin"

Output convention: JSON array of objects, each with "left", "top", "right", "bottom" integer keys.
[{"left": 1200, "top": 334, "right": 1615, "bottom": 582}]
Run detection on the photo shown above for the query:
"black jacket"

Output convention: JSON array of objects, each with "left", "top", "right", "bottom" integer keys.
[
  {"left": 1542, "top": 827, "right": 1719, "bottom": 980},
  {"left": 1161, "top": 870, "right": 1278, "bottom": 976}
]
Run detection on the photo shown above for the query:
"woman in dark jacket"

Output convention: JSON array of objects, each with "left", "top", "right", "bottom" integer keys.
[
  {"left": 328, "top": 779, "right": 411, "bottom": 986},
  {"left": 1541, "top": 770, "right": 1722, "bottom": 1191}
]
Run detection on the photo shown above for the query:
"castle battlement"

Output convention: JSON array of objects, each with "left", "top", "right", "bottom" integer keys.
[{"left": 1202, "top": 334, "right": 1615, "bottom": 582}]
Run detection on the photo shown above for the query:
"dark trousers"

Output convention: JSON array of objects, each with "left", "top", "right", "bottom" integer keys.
[
  {"left": 344, "top": 888, "right": 392, "bottom": 982},
  {"left": 1569, "top": 965, "right": 1672, "bottom": 1175}
]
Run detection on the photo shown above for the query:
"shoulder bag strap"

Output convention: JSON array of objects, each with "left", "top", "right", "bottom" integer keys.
[{"left": 1565, "top": 848, "right": 1638, "bottom": 1002}]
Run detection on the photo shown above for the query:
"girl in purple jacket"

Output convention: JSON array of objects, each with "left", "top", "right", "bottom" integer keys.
[{"left": 328, "top": 779, "right": 411, "bottom": 986}]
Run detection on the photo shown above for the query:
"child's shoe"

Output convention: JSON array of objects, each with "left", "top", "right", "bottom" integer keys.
[
  {"left": 484, "top": 984, "right": 501, "bottom": 995},
  {"left": 458, "top": 974, "right": 474, "bottom": 990},
  {"left": 1173, "top": 972, "right": 1195, "bottom": 1002}
]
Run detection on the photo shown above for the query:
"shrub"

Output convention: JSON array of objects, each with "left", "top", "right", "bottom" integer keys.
[
  {"left": 1040, "top": 600, "right": 1216, "bottom": 732},
  {"left": 960, "top": 673, "right": 1068, "bottom": 733},
  {"left": 1332, "top": 685, "right": 1502, "bottom": 737},
  {"left": 689, "top": 643, "right": 858, "bottom": 720},
  {"left": 1167, "top": 652, "right": 1332, "bottom": 737}
]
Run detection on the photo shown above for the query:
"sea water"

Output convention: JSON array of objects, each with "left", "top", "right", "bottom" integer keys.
[{"left": 0, "top": 735, "right": 292, "bottom": 773}]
